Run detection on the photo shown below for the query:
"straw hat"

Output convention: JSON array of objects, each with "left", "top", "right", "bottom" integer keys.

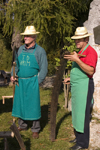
[
  {"left": 20, "top": 26, "right": 40, "bottom": 35},
  {"left": 71, "top": 27, "right": 92, "bottom": 39}
]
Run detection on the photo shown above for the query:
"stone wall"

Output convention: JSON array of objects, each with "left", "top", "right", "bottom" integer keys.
[{"left": 84, "top": 0, "right": 100, "bottom": 113}]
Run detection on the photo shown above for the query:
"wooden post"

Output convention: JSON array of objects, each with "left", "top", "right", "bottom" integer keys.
[
  {"left": 63, "top": 70, "right": 70, "bottom": 109},
  {"left": 4, "top": 138, "right": 9, "bottom": 150},
  {"left": 13, "top": 62, "right": 16, "bottom": 123},
  {"left": 63, "top": 70, "right": 67, "bottom": 108},
  {"left": 13, "top": 62, "right": 16, "bottom": 101},
  {"left": 0, "top": 131, "right": 14, "bottom": 138},
  {"left": 10, "top": 123, "right": 26, "bottom": 150},
  {"left": 48, "top": 102, "right": 51, "bottom": 124},
  {"left": 2, "top": 96, "right": 13, "bottom": 104},
  {"left": 0, "top": 131, "right": 14, "bottom": 150},
  {"left": 49, "top": 58, "right": 67, "bottom": 141}
]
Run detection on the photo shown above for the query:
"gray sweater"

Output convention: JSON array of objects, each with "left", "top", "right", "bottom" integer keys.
[{"left": 11, "top": 43, "right": 48, "bottom": 84}]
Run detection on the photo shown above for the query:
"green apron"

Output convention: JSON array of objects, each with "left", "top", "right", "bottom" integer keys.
[
  {"left": 12, "top": 44, "right": 41, "bottom": 120},
  {"left": 70, "top": 44, "right": 89, "bottom": 133}
]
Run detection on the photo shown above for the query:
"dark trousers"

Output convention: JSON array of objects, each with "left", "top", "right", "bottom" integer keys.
[{"left": 75, "top": 78, "right": 94, "bottom": 148}]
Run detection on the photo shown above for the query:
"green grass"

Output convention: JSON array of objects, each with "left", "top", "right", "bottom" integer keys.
[
  {"left": 0, "top": 86, "right": 100, "bottom": 149},
  {"left": 0, "top": 86, "right": 74, "bottom": 150}
]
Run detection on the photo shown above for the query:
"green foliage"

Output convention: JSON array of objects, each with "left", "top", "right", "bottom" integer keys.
[
  {"left": 0, "top": 0, "right": 92, "bottom": 75},
  {"left": 55, "top": 37, "right": 78, "bottom": 70},
  {"left": 63, "top": 37, "right": 78, "bottom": 53},
  {"left": 63, "top": 37, "right": 79, "bottom": 69},
  {"left": 0, "top": 34, "right": 12, "bottom": 71},
  {"left": 55, "top": 58, "right": 60, "bottom": 67},
  {"left": 47, "top": 49, "right": 60, "bottom": 75}
]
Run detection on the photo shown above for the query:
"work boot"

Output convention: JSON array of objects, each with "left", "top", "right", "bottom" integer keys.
[{"left": 32, "top": 132, "right": 39, "bottom": 139}]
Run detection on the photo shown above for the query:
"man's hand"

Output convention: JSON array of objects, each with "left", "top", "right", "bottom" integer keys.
[
  {"left": 64, "top": 51, "right": 79, "bottom": 62},
  {"left": 10, "top": 76, "right": 16, "bottom": 82},
  {"left": 63, "top": 77, "right": 70, "bottom": 84},
  {"left": 64, "top": 51, "right": 94, "bottom": 76}
]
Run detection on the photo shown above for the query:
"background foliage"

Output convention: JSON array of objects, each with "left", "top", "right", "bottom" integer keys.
[
  {"left": 55, "top": 37, "right": 79, "bottom": 70},
  {"left": 0, "top": 0, "right": 93, "bottom": 74},
  {"left": 0, "top": 33, "right": 12, "bottom": 71}
]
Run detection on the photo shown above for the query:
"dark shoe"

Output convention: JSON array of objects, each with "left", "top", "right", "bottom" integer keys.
[
  {"left": 70, "top": 144, "right": 84, "bottom": 150},
  {"left": 32, "top": 132, "right": 39, "bottom": 139},
  {"left": 69, "top": 138, "right": 77, "bottom": 143},
  {"left": 17, "top": 127, "right": 27, "bottom": 131}
]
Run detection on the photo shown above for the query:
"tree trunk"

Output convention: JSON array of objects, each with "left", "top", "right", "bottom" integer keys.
[
  {"left": 49, "top": 58, "right": 67, "bottom": 141},
  {"left": 11, "top": 27, "right": 22, "bottom": 63}
]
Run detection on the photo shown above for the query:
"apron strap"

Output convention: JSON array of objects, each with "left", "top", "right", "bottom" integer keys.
[{"left": 81, "top": 44, "right": 89, "bottom": 54}]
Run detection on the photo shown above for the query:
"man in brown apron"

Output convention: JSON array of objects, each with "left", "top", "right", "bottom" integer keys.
[{"left": 64, "top": 27, "right": 98, "bottom": 150}]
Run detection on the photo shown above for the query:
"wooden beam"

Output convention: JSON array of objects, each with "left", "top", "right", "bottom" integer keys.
[
  {"left": 10, "top": 123, "right": 26, "bottom": 150},
  {"left": 2, "top": 95, "right": 13, "bottom": 104},
  {"left": 0, "top": 131, "right": 14, "bottom": 138}
]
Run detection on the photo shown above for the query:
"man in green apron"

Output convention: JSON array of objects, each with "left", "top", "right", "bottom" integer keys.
[
  {"left": 64, "top": 27, "right": 98, "bottom": 150},
  {"left": 11, "top": 26, "right": 48, "bottom": 139}
]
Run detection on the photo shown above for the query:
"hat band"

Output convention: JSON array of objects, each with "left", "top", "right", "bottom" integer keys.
[{"left": 75, "top": 32, "right": 88, "bottom": 36}]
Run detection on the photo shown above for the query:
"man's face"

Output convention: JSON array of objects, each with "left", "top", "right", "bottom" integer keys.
[
  {"left": 75, "top": 38, "right": 87, "bottom": 49},
  {"left": 24, "top": 35, "right": 36, "bottom": 45}
]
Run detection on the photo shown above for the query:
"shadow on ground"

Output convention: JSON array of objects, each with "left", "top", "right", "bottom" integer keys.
[
  {"left": 0, "top": 128, "right": 31, "bottom": 150},
  {"left": 56, "top": 112, "right": 71, "bottom": 138},
  {"left": 0, "top": 96, "right": 71, "bottom": 149},
  {"left": 0, "top": 98, "right": 13, "bottom": 114}
]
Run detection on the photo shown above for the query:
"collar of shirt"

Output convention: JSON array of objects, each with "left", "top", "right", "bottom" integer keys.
[{"left": 23, "top": 43, "right": 36, "bottom": 51}]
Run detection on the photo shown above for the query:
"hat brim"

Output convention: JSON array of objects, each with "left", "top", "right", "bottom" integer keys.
[
  {"left": 20, "top": 32, "right": 40, "bottom": 35},
  {"left": 71, "top": 33, "right": 92, "bottom": 39}
]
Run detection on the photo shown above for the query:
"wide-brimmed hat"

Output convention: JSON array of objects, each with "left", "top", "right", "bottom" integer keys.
[
  {"left": 20, "top": 26, "right": 40, "bottom": 35},
  {"left": 71, "top": 27, "right": 92, "bottom": 39}
]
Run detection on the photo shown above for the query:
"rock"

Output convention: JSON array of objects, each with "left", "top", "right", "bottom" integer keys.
[
  {"left": 90, "top": 120, "right": 100, "bottom": 149},
  {"left": 84, "top": 0, "right": 100, "bottom": 114},
  {"left": 68, "top": 98, "right": 72, "bottom": 112},
  {"left": 39, "top": 76, "right": 55, "bottom": 88}
]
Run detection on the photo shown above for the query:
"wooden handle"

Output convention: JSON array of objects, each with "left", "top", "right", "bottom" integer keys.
[
  {"left": 13, "top": 62, "right": 16, "bottom": 123},
  {"left": 2, "top": 96, "right": 13, "bottom": 104},
  {"left": 13, "top": 62, "right": 16, "bottom": 79},
  {"left": 10, "top": 123, "right": 26, "bottom": 150},
  {"left": 13, "top": 62, "right": 16, "bottom": 99},
  {"left": 71, "top": 52, "right": 86, "bottom": 57},
  {"left": 77, "top": 54, "right": 86, "bottom": 57},
  {"left": 11, "top": 132, "right": 15, "bottom": 138}
]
